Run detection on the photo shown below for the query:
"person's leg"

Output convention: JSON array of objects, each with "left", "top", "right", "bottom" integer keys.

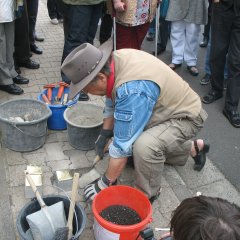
[
  {"left": 158, "top": 18, "right": 169, "bottom": 51},
  {"left": 116, "top": 23, "right": 133, "bottom": 49},
  {"left": 99, "top": 13, "right": 113, "bottom": 44},
  {"left": 209, "top": 4, "right": 231, "bottom": 94},
  {"left": 184, "top": 23, "right": 201, "bottom": 67},
  {"left": 133, "top": 110, "right": 206, "bottom": 198},
  {"left": 170, "top": 20, "right": 185, "bottom": 65},
  {"left": 87, "top": 3, "right": 104, "bottom": 44},
  {"left": 14, "top": 0, "right": 31, "bottom": 63},
  {"left": 0, "top": 23, "right": 13, "bottom": 85},
  {"left": 47, "top": 0, "right": 57, "bottom": 19},
  {"left": 224, "top": 14, "right": 240, "bottom": 116},
  {"left": 135, "top": 22, "right": 150, "bottom": 49},
  {"left": 26, "top": 0, "right": 39, "bottom": 44},
  {"left": 146, "top": 17, "right": 156, "bottom": 41}
]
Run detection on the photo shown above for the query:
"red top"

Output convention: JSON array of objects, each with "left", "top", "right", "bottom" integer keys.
[{"left": 106, "top": 58, "right": 115, "bottom": 99}]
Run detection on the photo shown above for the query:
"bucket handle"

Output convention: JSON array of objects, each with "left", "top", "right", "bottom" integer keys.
[{"left": 11, "top": 123, "right": 47, "bottom": 138}]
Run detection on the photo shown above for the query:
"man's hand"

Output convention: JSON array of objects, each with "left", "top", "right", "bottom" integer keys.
[
  {"left": 95, "top": 129, "right": 113, "bottom": 159},
  {"left": 84, "top": 175, "right": 117, "bottom": 201}
]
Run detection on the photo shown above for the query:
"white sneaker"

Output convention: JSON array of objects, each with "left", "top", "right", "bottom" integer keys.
[{"left": 50, "top": 18, "right": 58, "bottom": 25}]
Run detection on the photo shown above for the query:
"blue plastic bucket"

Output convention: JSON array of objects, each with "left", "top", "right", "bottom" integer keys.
[{"left": 38, "top": 87, "right": 78, "bottom": 130}]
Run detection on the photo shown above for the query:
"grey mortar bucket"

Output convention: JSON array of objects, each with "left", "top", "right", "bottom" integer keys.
[
  {"left": 0, "top": 99, "right": 52, "bottom": 152},
  {"left": 64, "top": 102, "right": 103, "bottom": 150}
]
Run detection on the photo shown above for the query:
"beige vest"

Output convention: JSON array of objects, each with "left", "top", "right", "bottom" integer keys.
[{"left": 112, "top": 49, "right": 202, "bottom": 129}]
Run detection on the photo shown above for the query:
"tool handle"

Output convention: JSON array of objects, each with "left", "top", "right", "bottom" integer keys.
[
  {"left": 24, "top": 170, "right": 46, "bottom": 208},
  {"left": 57, "top": 86, "right": 64, "bottom": 100},
  {"left": 67, "top": 173, "right": 80, "bottom": 240},
  {"left": 92, "top": 138, "right": 112, "bottom": 167},
  {"left": 42, "top": 94, "right": 51, "bottom": 104},
  {"left": 47, "top": 88, "right": 53, "bottom": 101}
]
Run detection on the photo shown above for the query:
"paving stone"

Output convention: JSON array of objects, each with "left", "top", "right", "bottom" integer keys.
[
  {"left": 5, "top": 149, "right": 26, "bottom": 166},
  {"left": 45, "top": 142, "right": 69, "bottom": 161},
  {"left": 8, "top": 165, "right": 27, "bottom": 187},
  {"left": 175, "top": 157, "right": 224, "bottom": 190},
  {"left": 47, "top": 159, "right": 71, "bottom": 171},
  {"left": 23, "top": 152, "right": 47, "bottom": 166}
]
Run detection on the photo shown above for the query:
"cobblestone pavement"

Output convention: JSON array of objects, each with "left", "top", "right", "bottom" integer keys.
[{"left": 1, "top": 1, "right": 240, "bottom": 239}]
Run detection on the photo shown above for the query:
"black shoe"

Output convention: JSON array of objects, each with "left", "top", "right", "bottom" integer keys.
[
  {"left": 30, "top": 43, "right": 43, "bottom": 54},
  {"left": 200, "top": 73, "right": 211, "bottom": 85},
  {"left": 223, "top": 108, "right": 240, "bottom": 128},
  {"left": 192, "top": 140, "right": 210, "bottom": 171},
  {"left": 13, "top": 75, "right": 29, "bottom": 84},
  {"left": 0, "top": 84, "right": 23, "bottom": 95},
  {"left": 78, "top": 91, "right": 89, "bottom": 101},
  {"left": 17, "top": 59, "right": 40, "bottom": 69},
  {"left": 152, "top": 47, "right": 166, "bottom": 56},
  {"left": 35, "top": 35, "right": 44, "bottom": 42},
  {"left": 202, "top": 89, "right": 223, "bottom": 104},
  {"left": 199, "top": 36, "right": 208, "bottom": 48}
]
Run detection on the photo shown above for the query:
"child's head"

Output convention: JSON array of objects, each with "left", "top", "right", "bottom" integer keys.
[{"left": 170, "top": 195, "right": 240, "bottom": 240}]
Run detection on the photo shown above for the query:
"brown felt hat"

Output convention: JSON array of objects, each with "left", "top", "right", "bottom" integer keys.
[{"left": 61, "top": 39, "right": 113, "bottom": 99}]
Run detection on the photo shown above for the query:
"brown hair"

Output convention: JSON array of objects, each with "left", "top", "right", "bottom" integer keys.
[{"left": 170, "top": 196, "right": 240, "bottom": 240}]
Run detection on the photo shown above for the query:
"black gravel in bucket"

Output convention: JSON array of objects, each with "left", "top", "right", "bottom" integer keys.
[{"left": 100, "top": 205, "right": 142, "bottom": 225}]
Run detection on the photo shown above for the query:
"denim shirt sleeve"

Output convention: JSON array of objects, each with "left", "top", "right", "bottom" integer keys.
[{"left": 109, "top": 80, "right": 160, "bottom": 159}]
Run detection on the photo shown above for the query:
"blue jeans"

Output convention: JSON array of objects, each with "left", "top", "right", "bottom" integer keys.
[
  {"left": 205, "top": 30, "right": 228, "bottom": 79},
  {"left": 61, "top": 3, "right": 103, "bottom": 83},
  {"left": 108, "top": 80, "right": 160, "bottom": 158}
]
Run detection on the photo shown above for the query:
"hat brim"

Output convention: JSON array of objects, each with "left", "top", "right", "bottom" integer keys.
[{"left": 68, "top": 39, "right": 113, "bottom": 99}]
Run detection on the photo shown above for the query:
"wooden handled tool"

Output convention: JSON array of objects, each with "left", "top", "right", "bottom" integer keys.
[{"left": 67, "top": 173, "right": 80, "bottom": 240}]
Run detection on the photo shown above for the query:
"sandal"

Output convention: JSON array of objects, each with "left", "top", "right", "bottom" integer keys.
[
  {"left": 193, "top": 140, "right": 210, "bottom": 171},
  {"left": 169, "top": 63, "right": 182, "bottom": 70},
  {"left": 187, "top": 66, "right": 199, "bottom": 76}
]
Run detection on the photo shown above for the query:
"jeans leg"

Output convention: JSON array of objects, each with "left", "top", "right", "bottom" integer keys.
[
  {"left": 204, "top": 31, "right": 211, "bottom": 75},
  {"left": 87, "top": 3, "right": 103, "bottom": 44},
  {"left": 158, "top": 18, "right": 169, "bottom": 50}
]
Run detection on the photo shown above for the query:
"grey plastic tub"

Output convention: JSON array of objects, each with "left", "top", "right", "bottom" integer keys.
[
  {"left": 16, "top": 195, "right": 87, "bottom": 240},
  {"left": 0, "top": 99, "right": 52, "bottom": 152},
  {"left": 64, "top": 102, "right": 103, "bottom": 150}
]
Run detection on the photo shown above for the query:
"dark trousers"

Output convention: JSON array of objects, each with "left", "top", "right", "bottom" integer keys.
[
  {"left": 210, "top": 2, "right": 240, "bottom": 110},
  {"left": 47, "top": 0, "right": 62, "bottom": 20},
  {"left": 61, "top": 3, "right": 103, "bottom": 83},
  {"left": 26, "top": 0, "right": 39, "bottom": 44},
  {"left": 157, "top": 17, "right": 170, "bottom": 50},
  {"left": 203, "top": 15, "right": 211, "bottom": 39},
  {"left": 99, "top": 13, "right": 113, "bottom": 44},
  {"left": 14, "top": 0, "right": 31, "bottom": 63}
]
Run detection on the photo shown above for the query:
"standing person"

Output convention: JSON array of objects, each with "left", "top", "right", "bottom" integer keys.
[
  {"left": 202, "top": 0, "right": 240, "bottom": 128},
  {"left": 60, "top": 0, "right": 105, "bottom": 100},
  {"left": 14, "top": 0, "right": 40, "bottom": 72},
  {"left": 0, "top": 0, "right": 29, "bottom": 95},
  {"left": 47, "top": 0, "right": 63, "bottom": 25},
  {"left": 166, "top": 0, "right": 208, "bottom": 76},
  {"left": 110, "top": 0, "right": 158, "bottom": 50},
  {"left": 62, "top": 40, "right": 210, "bottom": 203}
]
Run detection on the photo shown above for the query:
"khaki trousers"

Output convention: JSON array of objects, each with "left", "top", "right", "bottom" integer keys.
[{"left": 133, "top": 109, "right": 207, "bottom": 198}]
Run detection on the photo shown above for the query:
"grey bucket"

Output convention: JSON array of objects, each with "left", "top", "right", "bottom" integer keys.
[
  {"left": 16, "top": 195, "right": 87, "bottom": 240},
  {"left": 64, "top": 102, "right": 103, "bottom": 150},
  {"left": 0, "top": 99, "right": 52, "bottom": 152}
]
